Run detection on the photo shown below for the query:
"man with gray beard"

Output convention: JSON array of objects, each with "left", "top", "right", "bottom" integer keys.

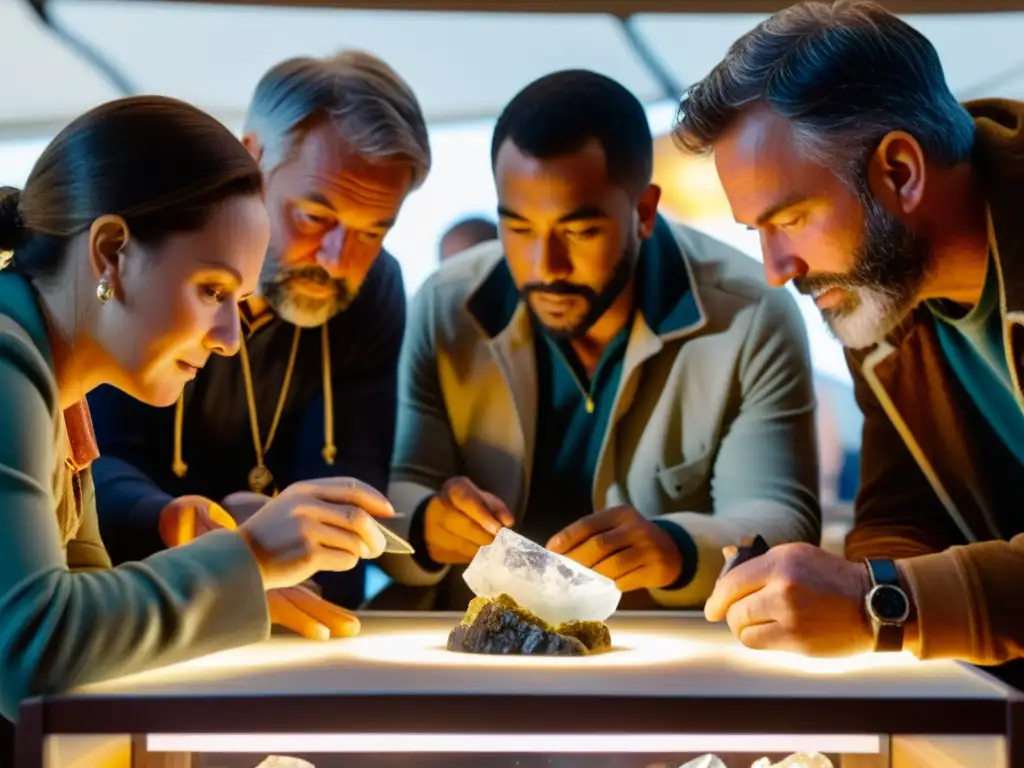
[
  {"left": 675, "top": 0, "right": 1024, "bottom": 671},
  {"left": 87, "top": 51, "right": 431, "bottom": 626}
]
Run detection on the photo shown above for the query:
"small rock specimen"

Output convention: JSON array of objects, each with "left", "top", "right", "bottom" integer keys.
[{"left": 447, "top": 594, "right": 612, "bottom": 656}]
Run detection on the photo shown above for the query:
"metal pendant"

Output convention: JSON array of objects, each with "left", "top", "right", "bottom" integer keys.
[{"left": 248, "top": 465, "right": 273, "bottom": 494}]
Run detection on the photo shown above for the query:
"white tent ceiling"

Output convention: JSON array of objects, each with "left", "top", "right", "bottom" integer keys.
[{"left": 3, "top": 0, "right": 1024, "bottom": 138}]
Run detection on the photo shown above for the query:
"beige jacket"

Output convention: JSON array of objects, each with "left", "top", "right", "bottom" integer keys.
[{"left": 385, "top": 217, "right": 821, "bottom": 607}]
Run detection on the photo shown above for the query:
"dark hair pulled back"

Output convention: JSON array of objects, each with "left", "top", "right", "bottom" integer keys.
[{"left": 0, "top": 95, "right": 263, "bottom": 280}]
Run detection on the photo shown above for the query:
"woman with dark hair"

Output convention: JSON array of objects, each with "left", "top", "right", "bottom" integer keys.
[{"left": 0, "top": 95, "right": 394, "bottom": 724}]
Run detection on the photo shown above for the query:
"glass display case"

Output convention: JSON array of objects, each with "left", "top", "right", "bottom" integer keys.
[{"left": 17, "top": 612, "right": 1023, "bottom": 768}]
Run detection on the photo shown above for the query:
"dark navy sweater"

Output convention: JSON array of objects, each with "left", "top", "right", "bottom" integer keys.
[{"left": 88, "top": 252, "right": 406, "bottom": 608}]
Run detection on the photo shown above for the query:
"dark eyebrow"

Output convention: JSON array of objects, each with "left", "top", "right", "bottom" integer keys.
[
  {"left": 198, "top": 261, "right": 242, "bottom": 283},
  {"left": 497, "top": 204, "right": 611, "bottom": 224},
  {"left": 301, "top": 191, "right": 335, "bottom": 210},
  {"left": 300, "top": 192, "right": 394, "bottom": 229},
  {"left": 755, "top": 195, "right": 811, "bottom": 227},
  {"left": 497, "top": 205, "right": 527, "bottom": 222},
  {"left": 557, "top": 204, "right": 610, "bottom": 223}
]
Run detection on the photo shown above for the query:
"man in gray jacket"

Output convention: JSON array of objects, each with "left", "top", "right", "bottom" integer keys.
[{"left": 383, "top": 70, "right": 821, "bottom": 611}]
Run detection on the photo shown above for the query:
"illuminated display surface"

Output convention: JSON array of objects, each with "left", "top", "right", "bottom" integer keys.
[{"left": 74, "top": 611, "right": 1010, "bottom": 700}]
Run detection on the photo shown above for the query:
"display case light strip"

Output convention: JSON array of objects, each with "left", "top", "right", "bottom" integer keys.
[{"left": 147, "top": 733, "right": 881, "bottom": 754}]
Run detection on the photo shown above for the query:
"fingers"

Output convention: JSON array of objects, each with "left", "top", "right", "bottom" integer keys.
[
  {"left": 268, "top": 590, "right": 331, "bottom": 640},
  {"left": 590, "top": 545, "right": 645, "bottom": 581},
  {"left": 423, "top": 479, "right": 513, "bottom": 565},
  {"left": 174, "top": 505, "right": 196, "bottom": 547},
  {"left": 547, "top": 508, "right": 621, "bottom": 555},
  {"left": 296, "top": 500, "right": 388, "bottom": 559},
  {"left": 737, "top": 621, "right": 788, "bottom": 652},
  {"left": 562, "top": 526, "right": 633, "bottom": 570},
  {"left": 206, "top": 502, "right": 238, "bottom": 532},
  {"left": 480, "top": 490, "right": 515, "bottom": 528},
  {"left": 288, "top": 477, "right": 396, "bottom": 519},
  {"left": 299, "top": 511, "right": 376, "bottom": 559},
  {"left": 724, "top": 591, "right": 772, "bottom": 638},
  {"left": 426, "top": 525, "right": 481, "bottom": 564},
  {"left": 704, "top": 550, "right": 776, "bottom": 622},
  {"left": 444, "top": 481, "right": 504, "bottom": 536},
  {"left": 441, "top": 509, "right": 496, "bottom": 549},
  {"left": 281, "top": 587, "right": 361, "bottom": 638},
  {"left": 614, "top": 567, "right": 653, "bottom": 594}
]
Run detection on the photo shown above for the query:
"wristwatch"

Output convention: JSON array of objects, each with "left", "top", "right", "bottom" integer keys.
[{"left": 864, "top": 558, "right": 910, "bottom": 652}]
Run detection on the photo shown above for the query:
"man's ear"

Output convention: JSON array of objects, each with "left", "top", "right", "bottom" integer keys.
[
  {"left": 867, "top": 130, "right": 927, "bottom": 217},
  {"left": 88, "top": 214, "right": 130, "bottom": 295},
  {"left": 636, "top": 184, "right": 662, "bottom": 239},
  {"left": 241, "top": 132, "right": 264, "bottom": 165}
]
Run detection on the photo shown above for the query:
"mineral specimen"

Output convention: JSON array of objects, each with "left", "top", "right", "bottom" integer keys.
[
  {"left": 462, "top": 528, "right": 621, "bottom": 626},
  {"left": 680, "top": 757, "right": 726, "bottom": 768},
  {"left": 447, "top": 594, "right": 612, "bottom": 656},
  {"left": 751, "top": 754, "right": 835, "bottom": 768}
]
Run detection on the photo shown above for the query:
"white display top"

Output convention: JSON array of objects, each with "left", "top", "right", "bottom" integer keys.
[{"left": 72, "top": 611, "right": 1014, "bottom": 702}]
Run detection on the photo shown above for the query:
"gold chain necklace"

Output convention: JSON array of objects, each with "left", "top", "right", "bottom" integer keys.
[
  {"left": 237, "top": 322, "right": 337, "bottom": 494},
  {"left": 239, "top": 325, "right": 301, "bottom": 493},
  {"left": 171, "top": 319, "right": 336, "bottom": 490}
]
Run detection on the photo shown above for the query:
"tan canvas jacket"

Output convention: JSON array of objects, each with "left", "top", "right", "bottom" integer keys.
[
  {"left": 845, "top": 99, "right": 1024, "bottom": 664},
  {"left": 384, "top": 217, "right": 821, "bottom": 608}
]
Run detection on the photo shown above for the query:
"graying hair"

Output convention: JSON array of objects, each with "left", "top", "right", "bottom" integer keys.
[
  {"left": 244, "top": 50, "right": 431, "bottom": 188},
  {"left": 673, "top": 0, "right": 975, "bottom": 185}
]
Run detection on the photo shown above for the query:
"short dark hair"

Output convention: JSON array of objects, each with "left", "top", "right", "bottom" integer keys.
[
  {"left": 673, "top": 0, "right": 975, "bottom": 182},
  {"left": 491, "top": 70, "right": 653, "bottom": 196},
  {"left": 0, "top": 95, "right": 263, "bottom": 281}
]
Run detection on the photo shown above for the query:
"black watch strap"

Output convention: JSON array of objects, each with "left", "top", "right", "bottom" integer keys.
[
  {"left": 865, "top": 559, "right": 906, "bottom": 653},
  {"left": 866, "top": 558, "right": 900, "bottom": 586}
]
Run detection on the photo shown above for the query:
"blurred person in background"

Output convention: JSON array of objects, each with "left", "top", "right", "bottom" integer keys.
[
  {"left": 439, "top": 215, "right": 498, "bottom": 261},
  {"left": 88, "top": 50, "right": 430, "bottom": 625},
  {"left": 381, "top": 70, "right": 821, "bottom": 612},
  {"left": 0, "top": 95, "right": 395, "bottom": 737},
  {"left": 678, "top": 0, "right": 1024, "bottom": 674}
]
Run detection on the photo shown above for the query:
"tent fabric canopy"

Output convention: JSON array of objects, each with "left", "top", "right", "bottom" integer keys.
[{"left": 3, "top": 0, "right": 1024, "bottom": 138}]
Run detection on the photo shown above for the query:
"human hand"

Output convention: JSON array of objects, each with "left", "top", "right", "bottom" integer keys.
[
  {"left": 423, "top": 477, "right": 514, "bottom": 564},
  {"left": 546, "top": 506, "right": 682, "bottom": 592},
  {"left": 704, "top": 542, "right": 875, "bottom": 656},
  {"left": 268, "top": 585, "right": 360, "bottom": 640},
  {"left": 159, "top": 495, "right": 238, "bottom": 548},
  {"left": 221, "top": 491, "right": 271, "bottom": 525},
  {"left": 238, "top": 477, "right": 395, "bottom": 591}
]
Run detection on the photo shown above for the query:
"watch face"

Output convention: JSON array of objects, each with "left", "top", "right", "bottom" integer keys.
[{"left": 869, "top": 584, "right": 909, "bottom": 623}]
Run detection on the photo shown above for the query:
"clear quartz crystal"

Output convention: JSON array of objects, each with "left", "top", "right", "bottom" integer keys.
[
  {"left": 462, "top": 528, "right": 622, "bottom": 625},
  {"left": 680, "top": 756, "right": 728, "bottom": 768},
  {"left": 751, "top": 754, "right": 835, "bottom": 768}
]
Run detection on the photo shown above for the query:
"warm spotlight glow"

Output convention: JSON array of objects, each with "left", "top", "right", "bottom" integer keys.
[
  {"left": 343, "top": 629, "right": 705, "bottom": 668},
  {"left": 732, "top": 646, "right": 922, "bottom": 676}
]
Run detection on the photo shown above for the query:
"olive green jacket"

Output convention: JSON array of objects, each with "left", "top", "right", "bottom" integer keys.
[{"left": 0, "top": 272, "right": 269, "bottom": 722}]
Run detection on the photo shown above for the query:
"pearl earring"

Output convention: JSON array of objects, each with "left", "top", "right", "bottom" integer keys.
[{"left": 96, "top": 277, "right": 114, "bottom": 304}]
